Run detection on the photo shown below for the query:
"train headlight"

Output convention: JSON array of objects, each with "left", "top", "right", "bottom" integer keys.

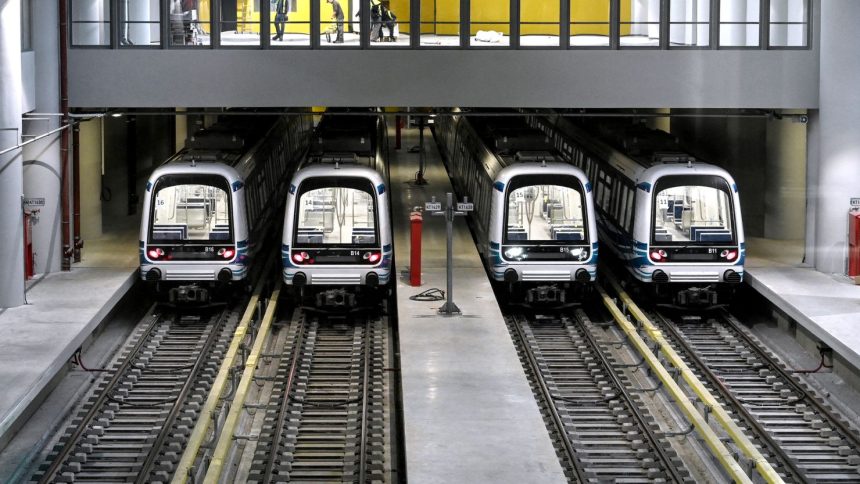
[
  {"left": 363, "top": 251, "right": 382, "bottom": 264},
  {"left": 720, "top": 249, "right": 738, "bottom": 261},
  {"left": 218, "top": 247, "right": 236, "bottom": 260},
  {"left": 650, "top": 249, "right": 667, "bottom": 262},
  {"left": 570, "top": 248, "right": 589, "bottom": 261},
  {"left": 147, "top": 247, "right": 164, "bottom": 260},
  {"left": 504, "top": 247, "right": 524, "bottom": 259}
]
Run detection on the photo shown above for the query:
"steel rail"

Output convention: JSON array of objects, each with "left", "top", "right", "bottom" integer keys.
[
  {"left": 654, "top": 310, "right": 806, "bottom": 482},
  {"left": 571, "top": 309, "right": 691, "bottom": 483},
  {"left": 171, "top": 275, "right": 270, "bottom": 484},
  {"left": 718, "top": 308, "right": 860, "bottom": 451},
  {"left": 508, "top": 312, "right": 589, "bottom": 483},
  {"left": 359, "top": 316, "right": 372, "bottom": 484},
  {"left": 261, "top": 312, "right": 307, "bottom": 483},
  {"left": 596, "top": 283, "right": 756, "bottom": 483},
  {"left": 204, "top": 280, "right": 283, "bottom": 483},
  {"left": 36, "top": 312, "right": 165, "bottom": 484},
  {"left": 600, "top": 273, "right": 783, "bottom": 483},
  {"left": 135, "top": 310, "right": 230, "bottom": 484}
]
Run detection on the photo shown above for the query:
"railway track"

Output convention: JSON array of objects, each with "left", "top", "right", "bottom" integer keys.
[
  {"left": 655, "top": 309, "right": 860, "bottom": 483},
  {"left": 507, "top": 309, "right": 692, "bottom": 483},
  {"left": 32, "top": 307, "right": 238, "bottom": 484},
  {"left": 245, "top": 309, "right": 391, "bottom": 483}
]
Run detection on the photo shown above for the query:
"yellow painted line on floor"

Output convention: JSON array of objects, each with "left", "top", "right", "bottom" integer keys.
[
  {"left": 601, "top": 273, "right": 785, "bottom": 484},
  {"left": 171, "top": 278, "right": 270, "bottom": 484},
  {"left": 204, "top": 280, "right": 282, "bottom": 484},
  {"left": 596, "top": 284, "right": 755, "bottom": 484}
]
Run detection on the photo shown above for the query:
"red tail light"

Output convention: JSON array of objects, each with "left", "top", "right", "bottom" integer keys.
[
  {"left": 721, "top": 249, "right": 738, "bottom": 261},
  {"left": 218, "top": 248, "right": 236, "bottom": 260},
  {"left": 147, "top": 247, "right": 164, "bottom": 260},
  {"left": 365, "top": 251, "right": 382, "bottom": 264},
  {"left": 292, "top": 251, "right": 311, "bottom": 264},
  {"left": 650, "top": 249, "right": 667, "bottom": 262}
]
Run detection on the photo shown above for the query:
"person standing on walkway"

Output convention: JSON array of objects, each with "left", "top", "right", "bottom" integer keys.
[
  {"left": 326, "top": 0, "right": 344, "bottom": 43},
  {"left": 273, "top": 0, "right": 287, "bottom": 41}
]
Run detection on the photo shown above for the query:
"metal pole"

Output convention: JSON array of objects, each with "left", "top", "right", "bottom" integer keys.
[{"left": 439, "top": 192, "right": 460, "bottom": 315}]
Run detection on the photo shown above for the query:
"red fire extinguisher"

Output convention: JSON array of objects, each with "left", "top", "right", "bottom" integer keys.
[{"left": 849, "top": 210, "right": 860, "bottom": 277}]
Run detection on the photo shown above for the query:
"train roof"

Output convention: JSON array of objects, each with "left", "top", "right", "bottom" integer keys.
[
  {"left": 289, "top": 163, "right": 386, "bottom": 188},
  {"left": 495, "top": 160, "right": 591, "bottom": 187}
]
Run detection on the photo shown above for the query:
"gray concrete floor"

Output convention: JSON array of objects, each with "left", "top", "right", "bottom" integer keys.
[{"left": 390, "top": 126, "right": 566, "bottom": 483}]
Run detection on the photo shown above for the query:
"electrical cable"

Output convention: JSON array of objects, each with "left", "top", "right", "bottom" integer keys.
[
  {"left": 72, "top": 349, "right": 112, "bottom": 373},
  {"left": 409, "top": 288, "right": 445, "bottom": 302}
]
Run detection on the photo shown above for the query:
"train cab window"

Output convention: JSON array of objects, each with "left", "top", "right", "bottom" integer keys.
[
  {"left": 652, "top": 175, "right": 735, "bottom": 244},
  {"left": 505, "top": 175, "right": 587, "bottom": 244},
  {"left": 295, "top": 177, "right": 377, "bottom": 246},
  {"left": 150, "top": 175, "right": 232, "bottom": 242}
]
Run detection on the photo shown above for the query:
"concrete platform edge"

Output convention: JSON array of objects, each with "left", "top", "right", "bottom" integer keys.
[
  {"left": 0, "top": 270, "right": 138, "bottom": 451},
  {"left": 744, "top": 272, "right": 860, "bottom": 372}
]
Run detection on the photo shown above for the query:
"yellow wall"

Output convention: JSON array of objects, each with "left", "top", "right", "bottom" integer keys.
[{"left": 213, "top": 0, "right": 629, "bottom": 38}]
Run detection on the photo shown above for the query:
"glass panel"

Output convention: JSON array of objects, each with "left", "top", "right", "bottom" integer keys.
[
  {"left": 668, "top": 0, "right": 709, "bottom": 47},
  {"left": 169, "top": 0, "right": 211, "bottom": 46},
  {"left": 271, "top": 0, "right": 311, "bottom": 46},
  {"left": 369, "top": 0, "right": 409, "bottom": 46},
  {"left": 570, "top": 0, "right": 609, "bottom": 47},
  {"left": 520, "top": 0, "right": 559, "bottom": 47},
  {"left": 152, "top": 183, "right": 232, "bottom": 242},
  {"left": 297, "top": 188, "right": 377, "bottom": 245},
  {"left": 318, "top": 0, "right": 357, "bottom": 46},
  {"left": 769, "top": 0, "right": 807, "bottom": 47},
  {"left": 420, "top": 0, "right": 460, "bottom": 47},
  {"left": 620, "top": 0, "right": 660, "bottom": 47},
  {"left": 652, "top": 178, "right": 734, "bottom": 243},
  {"left": 221, "top": 0, "right": 261, "bottom": 46},
  {"left": 719, "top": 0, "right": 759, "bottom": 47},
  {"left": 119, "top": 0, "right": 161, "bottom": 47},
  {"left": 506, "top": 185, "right": 585, "bottom": 242},
  {"left": 470, "top": 0, "right": 509, "bottom": 47},
  {"left": 71, "top": 0, "right": 110, "bottom": 46}
]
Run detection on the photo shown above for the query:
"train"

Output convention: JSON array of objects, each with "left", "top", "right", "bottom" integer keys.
[
  {"left": 281, "top": 112, "right": 392, "bottom": 306},
  {"left": 140, "top": 114, "right": 312, "bottom": 304},
  {"left": 435, "top": 113, "right": 598, "bottom": 305},
  {"left": 531, "top": 114, "right": 745, "bottom": 306}
]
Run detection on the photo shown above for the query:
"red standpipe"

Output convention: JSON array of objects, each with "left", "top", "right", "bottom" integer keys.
[
  {"left": 73, "top": 124, "right": 82, "bottom": 262},
  {"left": 410, "top": 210, "right": 422, "bottom": 286},
  {"left": 59, "top": 0, "right": 72, "bottom": 270},
  {"left": 849, "top": 211, "right": 860, "bottom": 277},
  {"left": 24, "top": 210, "right": 34, "bottom": 279}
]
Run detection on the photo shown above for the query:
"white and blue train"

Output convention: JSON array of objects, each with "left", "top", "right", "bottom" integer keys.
[
  {"left": 140, "top": 115, "right": 312, "bottom": 303},
  {"left": 435, "top": 114, "right": 598, "bottom": 304},
  {"left": 532, "top": 115, "right": 745, "bottom": 306},
  {"left": 281, "top": 113, "right": 392, "bottom": 305}
]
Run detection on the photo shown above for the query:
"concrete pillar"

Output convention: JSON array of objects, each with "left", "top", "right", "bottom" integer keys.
[
  {"left": 813, "top": 0, "right": 860, "bottom": 274},
  {"left": 769, "top": 0, "right": 788, "bottom": 46},
  {"left": 0, "top": 0, "right": 25, "bottom": 307},
  {"left": 721, "top": 0, "right": 752, "bottom": 46},
  {"left": 764, "top": 114, "right": 806, "bottom": 240},
  {"left": 668, "top": 0, "right": 686, "bottom": 45},
  {"left": 22, "top": 0, "right": 62, "bottom": 275},
  {"left": 79, "top": 118, "right": 103, "bottom": 240}
]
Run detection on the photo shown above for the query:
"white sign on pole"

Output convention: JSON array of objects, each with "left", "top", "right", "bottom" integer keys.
[
  {"left": 456, "top": 202, "right": 474, "bottom": 212},
  {"left": 425, "top": 202, "right": 442, "bottom": 212}
]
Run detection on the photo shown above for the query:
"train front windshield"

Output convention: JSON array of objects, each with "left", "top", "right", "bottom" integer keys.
[
  {"left": 652, "top": 175, "right": 735, "bottom": 244},
  {"left": 505, "top": 176, "right": 587, "bottom": 244},
  {"left": 149, "top": 174, "right": 232, "bottom": 243},
  {"left": 502, "top": 174, "right": 590, "bottom": 262},
  {"left": 294, "top": 177, "right": 378, "bottom": 247}
]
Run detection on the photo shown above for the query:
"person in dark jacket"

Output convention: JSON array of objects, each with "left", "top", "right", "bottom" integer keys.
[
  {"left": 380, "top": 2, "right": 396, "bottom": 41},
  {"left": 272, "top": 0, "right": 287, "bottom": 41},
  {"left": 326, "top": 0, "right": 344, "bottom": 43}
]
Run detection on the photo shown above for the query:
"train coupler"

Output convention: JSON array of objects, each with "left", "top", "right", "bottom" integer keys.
[
  {"left": 675, "top": 286, "right": 718, "bottom": 307},
  {"left": 526, "top": 285, "right": 566, "bottom": 305},
  {"left": 316, "top": 288, "right": 357, "bottom": 308},
  {"left": 169, "top": 285, "right": 210, "bottom": 305}
]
